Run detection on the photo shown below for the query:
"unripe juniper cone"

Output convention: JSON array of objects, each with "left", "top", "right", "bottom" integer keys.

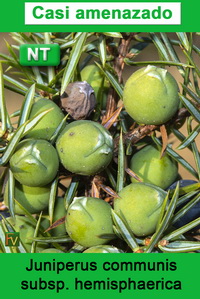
[
  {"left": 65, "top": 197, "right": 114, "bottom": 247},
  {"left": 56, "top": 120, "right": 113, "bottom": 175},
  {"left": 51, "top": 197, "right": 67, "bottom": 236},
  {"left": 40, "top": 248, "right": 64, "bottom": 253},
  {"left": 9, "top": 139, "right": 59, "bottom": 187},
  {"left": 83, "top": 245, "right": 124, "bottom": 253},
  {"left": 123, "top": 65, "right": 180, "bottom": 125},
  {"left": 81, "top": 64, "right": 110, "bottom": 110},
  {"left": 6, "top": 215, "right": 48, "bottom": 252},
  {"left": 26, "top": 98, "right": 64, "bottom": 140},
  {"left": 4, "top": 181, "right": 51, "bottom": 215},
  {"left": 114, "top": 183, "right": 166, "bottom": 236},
  {"left": 81, "top": 65, "right": 103, "bottom": 96},
  {"left": 130, "top": 144, "right": 178, "bottom": 189}
]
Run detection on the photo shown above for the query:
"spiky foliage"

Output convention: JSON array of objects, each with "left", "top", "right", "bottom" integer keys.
[{"left": 0, "top": 32, "right": 200, "bottom": 253}]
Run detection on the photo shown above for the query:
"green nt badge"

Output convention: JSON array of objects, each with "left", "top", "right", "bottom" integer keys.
[
  {"left": 5, "top": 232, "right": 20, "bottom": 246},
  {"left": 20, "top": 44, "right": 60, "bottom": 66}
]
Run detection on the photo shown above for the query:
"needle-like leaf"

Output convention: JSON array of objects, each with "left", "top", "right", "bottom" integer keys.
[{"left": 61, "top": 32, "right": 88, "bottom": 95}]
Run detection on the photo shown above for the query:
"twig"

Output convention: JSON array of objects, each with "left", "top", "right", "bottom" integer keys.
[
  {"left": 114, "top": 107, "right": 190, "bottom": 152},
  {"left": 103, "top": 33, "right": 135, "bottom": 122}
]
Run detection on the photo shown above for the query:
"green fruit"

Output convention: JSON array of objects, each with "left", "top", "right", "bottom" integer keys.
[
  {"left": 26, "top": 98, "right": 64, "bottom": 140},
  {"left": 65, "top": 197, "right": 114, "bottom": 247},
  {"left": 81, "top": 64, "right": 109, "bottom": 109},
  {"left": 80, "top": 65, "right": 107, "bottom": 96},
  {"left": 10, "top": 139, "right": 59, "bottom": 187},
  {"left": 83, "top": 245, "right": 123, "bottom": 253},
  {"left": 130, "top": 145, "right": 178, "bottom": 189},
  {"left": 41, "top": 248, "right": 64, "bottom": 253},
  {"left": 39, "top": 216, "right": 50, "bottom": 231},
  {"left": 6, "top": 215, "right": 48, "bottom": 252},
  {"left": 51, "top": 197, "right": 67, "bottom": 236},
  {"left": 123, "top": 65, "right": 179, "bottom": 125},
  {"left": 56, "top": 120, "right": 113, "bottom": 175},
  {"left": 114, "top": 183, "right": 166, "bottom": 237},
  {"left": 4, "top": 181, "right": 51, "bottom": 215}
]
